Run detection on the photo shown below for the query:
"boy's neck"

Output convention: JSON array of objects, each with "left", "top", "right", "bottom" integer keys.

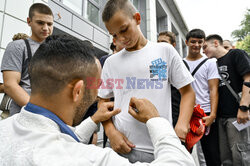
[
  {"left": 216, "top": 47, "right": 228, "bottom": 59},
  {"left": 186, "top": 53, "right": 203, "bottom": 61},
  {"left": 30, "top": 35, "right": 45, "bottom": 43},
  {"left": 126, "top": 35, "right": 147, "bottom": 52}
]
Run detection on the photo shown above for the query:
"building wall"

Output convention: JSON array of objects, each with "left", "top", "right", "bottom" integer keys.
[{"left": 155, "top": 0, "right": 188, "bottom": 57}]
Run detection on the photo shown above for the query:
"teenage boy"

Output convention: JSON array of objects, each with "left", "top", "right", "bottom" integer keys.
[
  {"left": 204, "top": 34, "right": 250, "bottom": 166},
  {"left": 157, "top": 31, "right": 176, "bottom": 47},
  {"left": 1, "top": 3, "right": 54, "bottom": 116},
  {"left": 184, "top": 29, "right": 221, "bottom": 166},
  {"left": 98, "top": 0, "right": 195, "bottom": 163}
]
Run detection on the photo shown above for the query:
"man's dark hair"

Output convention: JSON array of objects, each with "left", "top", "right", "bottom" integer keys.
[
  {"left": 186, "top": 29, "right": 206, "bottom": 41},
  {"left": 205, "top": 34, "right": 223, "bottom": 45},
  {"left": 102, "top": 0, "right": 137, "bottom": 22},
  {"left": 110, "top": 42, "right": 116, "bottom": 52},
  {"left": 158, "top": 31, "right": 176, "bottom": 44},
  {"left": 29, "top": 3, "right": 53, "bottom": 20},
  {"left": 29, "top": 35, "right": 97, "bottom": 96}
]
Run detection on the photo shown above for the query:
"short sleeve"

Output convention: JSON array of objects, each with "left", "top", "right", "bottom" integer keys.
[
  {"left": 168, "top": 48, "right": 194, "bottom": 89},
  {"left": 98, "top": 58, "right": 114, "bottom": 99},
  {"left": 1, "top": 40, "right": 24, "bottom": 73},
  {"left": 207, "top": 58, "right": 220, "bottom": 80},
  {"left": 233, "top": 49, "right": 250, "bottom": 77}
]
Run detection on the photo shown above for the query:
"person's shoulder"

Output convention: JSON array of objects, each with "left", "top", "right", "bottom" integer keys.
[
  {"left": 227, "top": 49, "right": 249, "bottom": 60},
  {"left": 153, "top": 41, "right": 173, "bottom": 50},
  {"left": 206, "top": 57, "right": 217, "bottom": 64},
  {"left": 6, "top": 39, "right": 25, "bottom": 50},
  {"left": 100, "top": 54, "right": 111, "bottom": 62},
  {"left": 228, "top": 49, "right": 247, "bottom": 56}
]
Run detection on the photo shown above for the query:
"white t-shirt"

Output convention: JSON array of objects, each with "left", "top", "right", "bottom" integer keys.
[
  {"left": 0, "top": 107, "right": 195, "bottom": 165},
  {"left": 184, "top": 57, "right": 220, "bottom": 113},
  {"left": 98, "top": 41, "right": 194, "bottom": 153}
]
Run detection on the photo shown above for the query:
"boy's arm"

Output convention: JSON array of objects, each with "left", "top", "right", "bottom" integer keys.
[
  {"left": 98, "top": 98, "right": 135, "bottom": 154},
  {"left": 3, "top": 71, "right": 30, "bottom": 106},
  {"left": 176, "top": 84, "right": 195, "bottom": 142},
  {"left": 237, "top": 73, "right": 250, "bottom": 124},
  {"left": 203, "top": 79, "right": 219, "bottom": 126}
]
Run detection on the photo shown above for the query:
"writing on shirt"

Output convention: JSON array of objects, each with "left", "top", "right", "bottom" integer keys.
[
  {"left": 86, "top": 77, "right": 163, "bottom": 89},
  {"left": 150, "top": 58, "right": 167, "bottom": 81}
]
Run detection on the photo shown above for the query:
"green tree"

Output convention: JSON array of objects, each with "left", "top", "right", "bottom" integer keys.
[
  {"left": 232, "top": 9, "right": 250, "bottom": 54},
  {"left": 232, "top": 9, "right": 249, "bottom": 41},
  {"left": 235, "top": 35, "right": 250, "bottom": 55}
]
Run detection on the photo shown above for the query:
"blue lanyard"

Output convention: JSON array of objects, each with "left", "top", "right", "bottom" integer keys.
[{"left": 25, "top": 103, "right": 80, "bottom": 142}]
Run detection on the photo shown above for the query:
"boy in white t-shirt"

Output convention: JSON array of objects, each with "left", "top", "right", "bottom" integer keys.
[
  {"left": 184, "top": 29, "right": 221, "bottom": 166},
  {"left": 98, "top": 0, "right": 195, "bottom": 163}
]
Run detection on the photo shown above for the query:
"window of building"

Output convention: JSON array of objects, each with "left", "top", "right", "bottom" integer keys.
[
  {"left": 63, "top": 0, "right": 82, "bottom": 15},
  {"left": 131, "top": 0, "right": 139, "bottom": 9},
  {"left": 86, "top": 0, "right": 99, "bottom": 26}
]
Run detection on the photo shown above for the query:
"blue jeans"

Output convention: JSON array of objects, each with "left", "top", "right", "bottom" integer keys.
[{"left": 218, "top": 118, "right": 250, "bottom": 166}]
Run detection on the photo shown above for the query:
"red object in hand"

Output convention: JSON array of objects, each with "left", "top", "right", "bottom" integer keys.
[{"left": 185, "top": 104, "right": 207, "bottom": 152}]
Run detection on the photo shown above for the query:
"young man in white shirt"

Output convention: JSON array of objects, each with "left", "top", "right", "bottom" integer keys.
[{"left": 184, "top": 29, "right": 221, "bottom": 166}]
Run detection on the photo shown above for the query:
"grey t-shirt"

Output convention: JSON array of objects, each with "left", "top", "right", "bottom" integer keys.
[{"left": 1, "top": 38, "right": 41, "bottom": 115}]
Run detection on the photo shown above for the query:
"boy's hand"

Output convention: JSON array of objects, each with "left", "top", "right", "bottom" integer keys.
[
  {"left": 202, "top": 115, "right": 216, "bottom": 126},
  {"left": 128, "top": 97, "right": 159, "bottom": 123},
  {"left": 108, "top": 129, "right": 135, "bottom": 154},
  {"left": 237, "top": 109, "right": 249, "bottom": 124},
  {"left": 91, "top": 102, "right": 121, "bottom": 124},
  {"left": 174, "top": 123, "right": 189, "bottom": 142}
]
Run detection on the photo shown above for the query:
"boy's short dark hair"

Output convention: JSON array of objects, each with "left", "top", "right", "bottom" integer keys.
[
  {"left": 29, "top": 3, "right": 53, "bottom": 20},
  {"left": 102, "top": 0, "right": 136, "bottom": 22},
  {"left": 186, "top": 29, "right": 206, "bottom": 41},
  {"left": 110, "top": 42, "right": 116, "bottom": 52},
  {"left": 29, "top": 35, "right": 97, "bottom": 97},
  {"left": 206, "top": 34, "right": 223, "bottom": 45},
  {"left": 158, "top": 31, "right": 176, "bottom": 44}
]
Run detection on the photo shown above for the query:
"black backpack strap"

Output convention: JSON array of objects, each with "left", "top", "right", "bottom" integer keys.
[
  {"left": 191, "top": 58, "right": 209, "bottom": 76},
  {"left": 24, "top": 39, "right": 32, "bottom": 62},
  {"left": 183, "top": 60, "right": 190, "bottom": 70},
  {"left": 21, "top": 39, "right": 32, "bottom": 80}
]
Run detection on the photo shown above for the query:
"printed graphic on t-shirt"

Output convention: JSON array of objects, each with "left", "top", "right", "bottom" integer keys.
[
  {"left": 150, "top": 58, "right": 167, "bottom": 81},
  {"left": 218, "top": 65, "right": 231, "bottom": 86}
]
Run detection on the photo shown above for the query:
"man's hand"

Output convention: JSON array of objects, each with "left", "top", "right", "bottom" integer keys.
[
  {"left": 128, "top": 97, "right": 159, "bottom": 123},
  {"left": 202, "top": 115, "right": 216, "bottom": 126},
  {"left": 174, "top": 123, "right": 189, "bottom": 142},
  {"left": 237, "top": 109, "right": 249, "bottom": 124},
  {"left": 108, "top": 129, "right": 135, "bottom": 154},
  {"left": 91, "top": 102, "right": 121, "bottom": 124}
]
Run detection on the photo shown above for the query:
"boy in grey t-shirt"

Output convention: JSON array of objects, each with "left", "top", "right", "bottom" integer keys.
[{"left": 1, "top": 3, "right": 54, "bottom": 115}]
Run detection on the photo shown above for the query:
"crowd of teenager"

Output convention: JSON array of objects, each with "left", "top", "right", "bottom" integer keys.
[{"left": 0, "top": 0, "right": 249, "bottom": 165}]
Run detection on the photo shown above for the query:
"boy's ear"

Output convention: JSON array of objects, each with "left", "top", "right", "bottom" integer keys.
[
  {"left": 27, "top": 17, "right": 31, "bottom": 26},
  {"left": 214, "top": 40, "right": 219, "bottom": 47},
  {"left": 133, "top": 12, "right": 141, "bottom": 25}
]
